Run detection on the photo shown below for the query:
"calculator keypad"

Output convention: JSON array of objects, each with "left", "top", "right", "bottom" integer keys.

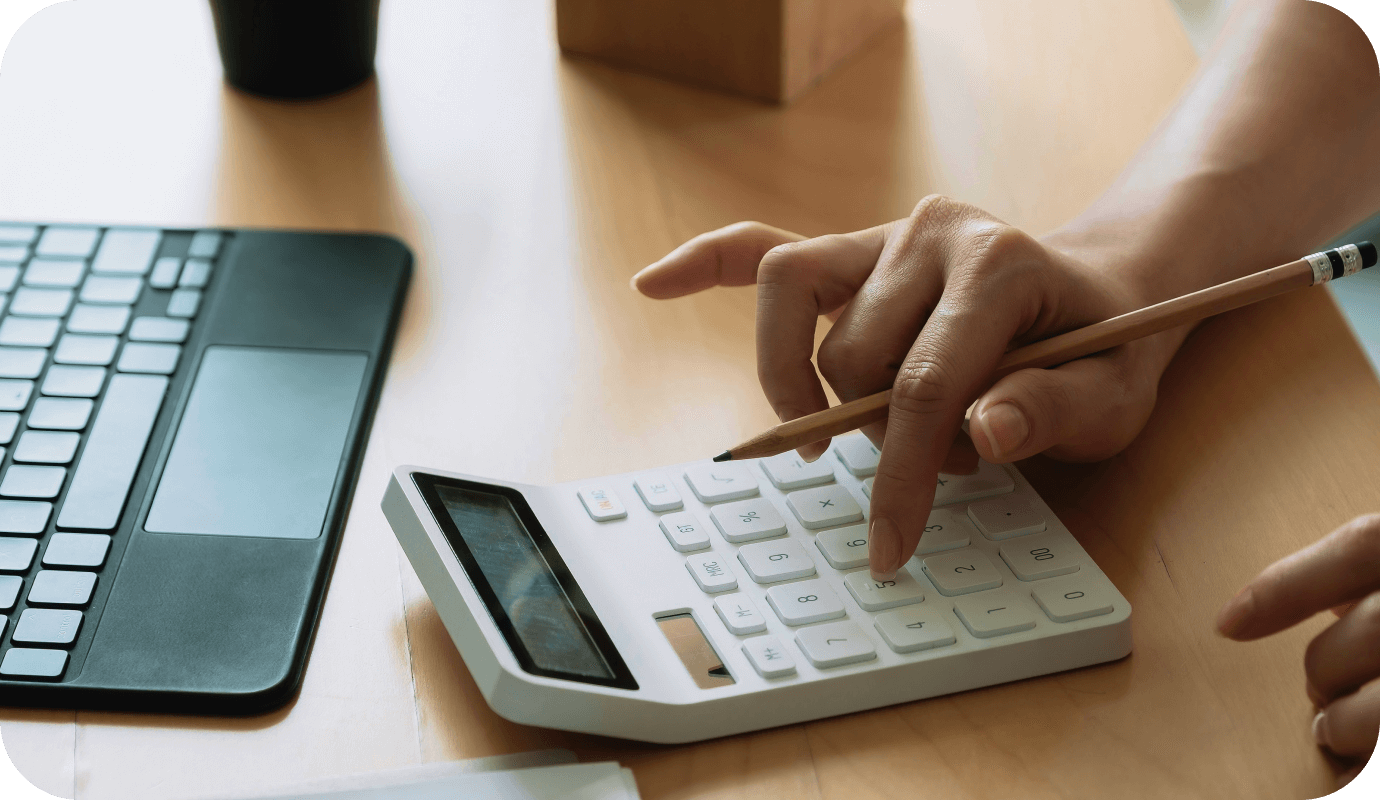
[{"left": 579, "top": 433, "right": 1122, "bottom": 682}]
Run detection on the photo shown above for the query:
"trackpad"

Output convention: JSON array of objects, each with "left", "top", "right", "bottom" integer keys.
[{"left": 145, "top": 346, "right": 368, "bottom": 539}]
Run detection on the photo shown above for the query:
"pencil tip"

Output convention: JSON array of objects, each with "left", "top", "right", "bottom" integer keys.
[{"left": 712, "top": 450, "right": 733, "bottom": 462}]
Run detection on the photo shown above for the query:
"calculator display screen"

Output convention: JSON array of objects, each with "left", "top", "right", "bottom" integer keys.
[{"left": 414, "top": 475, "right": 637, "bottom": 690}]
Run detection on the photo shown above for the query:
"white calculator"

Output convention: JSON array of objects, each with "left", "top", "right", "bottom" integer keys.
[{"left": 382, "top": 434, "right": 1131, "bottom": 743}]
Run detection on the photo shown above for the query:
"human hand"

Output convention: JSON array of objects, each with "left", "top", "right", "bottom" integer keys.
[
  {"left": 1217, "top": 515, "right": 1380, "bottom": 775},
  {"left": 632, "top": 197, "right": 1185, "bottom": 578}
]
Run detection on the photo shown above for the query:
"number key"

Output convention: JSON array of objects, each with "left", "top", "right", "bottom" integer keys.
[
  {"left": 952, "top": 590, "right": 1036, "bottom": 638},
  {"left": 843, "top": 569, "right": 925, "bottom": 611},
  {"left": 766, "top": 578, "right": 846, "bottom": 626},
  {"left": 921, "top": 549, "right": 1003, "bottom": 596},
  {"left": 916, "top": 508, "right": 975, "bottom": 554},
  {"left": 1032, "top": 575, "right": 1116, "bottom": 622},
  {"left": 815, "top": 524, "right": 871, "bottom": 569},
  {"left": 999, "top": 531, "right": 1081, "bottom": 581},
  {"left": 738, "top": 539, "right": 816, "bottom": 583}
]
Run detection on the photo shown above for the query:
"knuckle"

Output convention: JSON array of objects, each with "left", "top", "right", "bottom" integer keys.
[
  {"left": 909, "top": 194, "right": 956, "bottom": 224},
  {"left": 757, "top": 243, "right": 810, "bottom": 284},
  {"left": 1339, "top": 514, "right": 1380, "bottom": 561},
  {"left": 891, "top": 358, "right": 956, "bottom": 417},
  {"left": 816, "top": 337, "right": 864, "bottom": 385}
]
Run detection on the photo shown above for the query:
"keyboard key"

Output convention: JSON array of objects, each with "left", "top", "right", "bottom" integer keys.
[
  {"left": 66, "top": 303, "right": 130, "bottom": 334},
  {"left": 54, "top": 334, "right": 119, "bottom": 366},
  {"left": 0, "top": 347, "right": 47, "bottom": 379},
  {"left": 13, "top": 431, "right": 81, "bottom": 464},
  {"left": 80, "top": 275, "right": 142, "bottom": 305},
  {"left": 968, "top": 495, "right": 1047, "bottom": 540},
  {"left": 128, "top": 316, "right": 189, "bottom": 343},
  {"left": 188, "top": 230, "right": 223, "bottom": 258},
  {"left": 742, "top": 635, "right": 796, "bottom": 678},
  {"left": 36, "top": 227, "right": 99, "bottom": 258},
  {"left": 843, "top": 568, "right": 925, "bottom": 611},
  {"left": 0, "top": 465, "right": 66, "bottom": 498},
  {"left": 766, "top": 578, "right": 846, "bottom": 626},
  {"left": 42, "top": 365, "right": 107, "bottom": 397},
  {"left": 91, "top": 229, "right": 161, "bottom": 275},
  {"left": 56, "top": 374, "right": 166, "bottom": 530},
  {"left": 26, "top": 398, "right": 93, "bottom": 430},
  {"left": 0, "top": 648, "right": 68, "bottom": 679},
  {"left": 738, "top": 538, "right": 816, "bottom": 583},
  {"left": 9, "top": 287, "right": 74, "bottom": 316},
  {"left": 11, "top": 607, "right": 83, "bottom": 645},
  {"left": 862, "top": 477, "right": 873, "bottom": 497},
  {"left": 0, "top": 412, "right": 15, "bottom": 443},
  {"left": 795, "top": 621, "right": 877, "bottom": 668},
  {"left": 1031, "top": 575, "right": 1116, "bottom": 623},
  {"left": 179, "top": 258, "right": 212, "bottom": 288},
  {"left": 0, "top": 537, "right": 38, "bottom": 571},
  {"left": 684, "top": 463, "right": 759, "bottom": 503},
  {"left": 166, "top": 288, "right": 201, "bottom": 317},
  {"left": 633, "top": 473, "right": 683, "bottom": 512},
  {"left": 815, "top": 524, "right": 872, "bottom": 570},
  {"left": 0, "top": 246, "right": 27, "bottom": 263},
  {"left": 0, "top": 225, "right": 38, "bottom": 244},
  {"left": 922, "top": 549, "right": 1004, "bottom": 596},
  {"left": 27, "top": 570, "right": 96, "bottom": 606},
  {"left": 148, "top": 256, "right": 182, "bottom": 289},
  {"left": 0, "top": 500, "right": 53, "bottom": 534},
  {"left": 874, "top": 606, "right": 957, "bottom": 653},
  {"left": 713, "top": 593, "right": 767, "bottom": 635},
  {"left": 953, "top": 590, "right": 1037, "bottom": 638},
  {"left": 786, "top": 484, "right": 863, "bottom": 530},
  {"left": 709, "top": 498, "right": 788, "bottom": 543},
  {"left": 917, "top": 508, "right": 976, "bottom": 555},
  {"left": 0, "top": 575, "right": 19, "bottom": 610},
  {"left": 576, "top": 486, "right": 626, "bottom": 521},
  {"left": 0, "top": 264, "right": 19, "bottom": 291},
  {"left": 0, "top": 379, "right": 33, "bottom": 410},
  {"left": 43, "top": 533, "right": 111, "bottom": 568},
  {"left": 0, "top": 316, "right": 60, "bottom": 347},
  {"left": 834, "top": 435, "right": 880, "bottom": 477},
  {"left": 23, "top": 258, "right": 84, "bottom": 287},
  {"left": 760, "top": 451, "right": 835, "bottom": 490},
  {"left": 657, "top": 511, "right": 710, "bottom": 553},
  {"left": 999, "top": 532, "right": 1082, "bottom": 581},
  {"left": 686, "top": 553, "right": 737, "bottom": 593},
  {"left": 117, "top": 342, "right": 180, "bottom": 374},
  {"left": 933, "top": 460, "right": 1015, "bottom": 506}
]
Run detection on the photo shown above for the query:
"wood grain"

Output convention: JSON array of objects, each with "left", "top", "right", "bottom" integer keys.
[
  {"left": 2, "top": 1, "right": 1363, "bottom": 799},
  {"left": 725, "top": 256, "right": 1321, "bottom": 460}
]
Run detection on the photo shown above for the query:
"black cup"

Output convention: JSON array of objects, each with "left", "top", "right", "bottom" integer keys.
[{"left": 209, "top": 0, "right": 381, "bottom": 99}]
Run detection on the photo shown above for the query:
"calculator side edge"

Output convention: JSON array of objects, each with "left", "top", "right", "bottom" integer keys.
[{"left": 383, "top": 469, "right": 507, "bottom": 699}]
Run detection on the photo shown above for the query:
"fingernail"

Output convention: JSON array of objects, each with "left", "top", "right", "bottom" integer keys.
[
  {"left": 1215, "top": 587, "right": 1254, "bottom": 638},
  {"left": 976, "top": 402, "right": 1028, "bottom": 460},
  {"left": 869, "top": 517, "right": 899, "bottom": 579},
  {"left": 628, "top": 273, "right": 642, "bottom": 290},
  {"left": 1312, "top": 710, "right": 1331, "bottom": 749}
]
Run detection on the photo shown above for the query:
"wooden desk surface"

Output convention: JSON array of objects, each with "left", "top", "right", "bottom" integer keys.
[{"left": 1, "top": 1, "right": 1373, "bottom": 798}]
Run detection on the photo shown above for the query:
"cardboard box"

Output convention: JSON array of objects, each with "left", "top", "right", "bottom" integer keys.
[{"left": 556, "top": 0, "right": 905, "bottom": 103}]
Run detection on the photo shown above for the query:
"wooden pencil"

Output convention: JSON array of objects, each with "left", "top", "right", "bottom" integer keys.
[{"left": 713, "top": 242, "right": 1378, "bottom": 462}]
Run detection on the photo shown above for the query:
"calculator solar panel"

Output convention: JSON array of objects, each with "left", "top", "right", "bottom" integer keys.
[{"left": 0, "top": 223, "right": 410, "bottom": 712}]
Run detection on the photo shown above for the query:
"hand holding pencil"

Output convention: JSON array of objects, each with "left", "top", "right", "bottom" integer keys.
[{"left": 633, "top": 199, "right": 1195, "bottom": 579}]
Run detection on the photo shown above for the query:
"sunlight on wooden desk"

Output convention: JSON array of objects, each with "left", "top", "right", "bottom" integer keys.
[{"left": 1, "top": 0, "right": 1373, "bottom": 798}]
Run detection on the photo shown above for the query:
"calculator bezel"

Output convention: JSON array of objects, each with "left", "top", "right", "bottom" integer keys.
[{"left": 410, "top": 471, "right": 639, "bottom": 691}]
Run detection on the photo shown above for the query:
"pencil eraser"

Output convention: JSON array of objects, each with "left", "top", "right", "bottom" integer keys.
[{"left": 1360, "top": 241, "right": 1377, "bottom": 269}]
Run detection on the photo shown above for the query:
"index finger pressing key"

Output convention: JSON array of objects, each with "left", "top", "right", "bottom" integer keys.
[{"left": 867, "top": 298, "right": 1023, "bottom": 579}]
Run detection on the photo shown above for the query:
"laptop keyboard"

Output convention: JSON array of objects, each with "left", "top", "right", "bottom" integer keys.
[{"left": 0, "top": 224, "right": 221, "bottom": 679}]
